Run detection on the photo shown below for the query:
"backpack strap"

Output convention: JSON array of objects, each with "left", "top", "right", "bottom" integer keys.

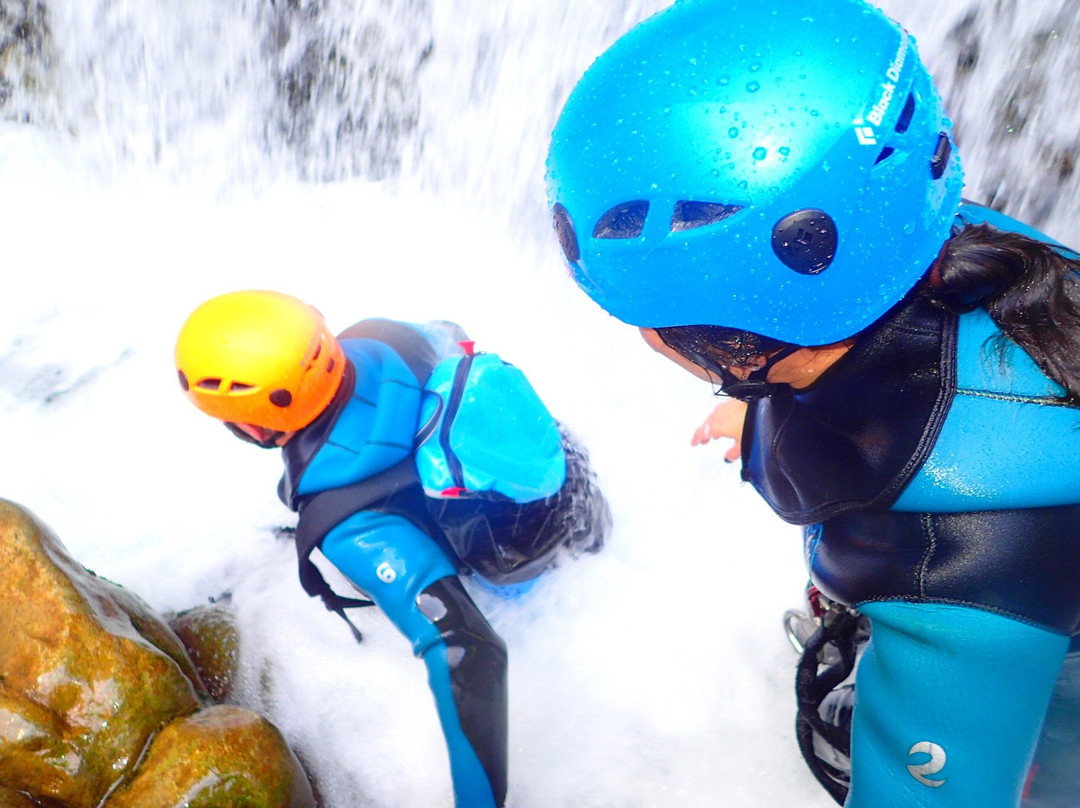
[
  {"left": 439, "top": 352, "right": 478, "bottom": 491},
  {"left": 293, "top": 458, "right": 422, "bottom": 641}
]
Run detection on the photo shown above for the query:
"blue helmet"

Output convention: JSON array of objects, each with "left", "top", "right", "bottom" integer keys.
[{"left": 545, "top": 0, "right": 964, "bottom": 346}]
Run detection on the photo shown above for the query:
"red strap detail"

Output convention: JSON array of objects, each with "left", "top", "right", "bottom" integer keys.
[
  {"left": 440, "top": 486, "right": 468, "bottom": 497},
  {"left": 459, "top": 340, "right": 477, "bottom": 356},
  {"left": 1023, "top": 764, "right": 1040, "bottom": 800}
]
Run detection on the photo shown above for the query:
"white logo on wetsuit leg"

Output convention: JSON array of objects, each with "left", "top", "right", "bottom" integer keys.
[
  {"left": 907, "top": 741, "right": 947, "bottom": 788},
  {"left": 376, "top": 561, "right": 397, "bottom": 583}
]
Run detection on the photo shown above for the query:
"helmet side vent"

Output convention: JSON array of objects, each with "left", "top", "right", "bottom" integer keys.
[
  {"left": 873, "top": 94, "right": 917, "bottom": 168},
  {"left": 874, "top": 146, "right": 896, "bottom": 165},
  {"left": 593, "top": 201, "right": 649, "bottom": 239},
  {"left": 197, "top": 378, "right": 223, "bottom": 391},
  {"left": 895, "top": 93, "right": 916, "bottom": 134},
  {"left": 552, "top": 204, "right": 580, "bottom": 263},
  {"left": 671, "top": 201, "right": 744, "bottom": 233}
]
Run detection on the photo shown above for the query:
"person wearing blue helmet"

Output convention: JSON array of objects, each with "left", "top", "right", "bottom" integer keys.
[{"left": 546, "top": 0, "right": 1080, "bottom": 806}]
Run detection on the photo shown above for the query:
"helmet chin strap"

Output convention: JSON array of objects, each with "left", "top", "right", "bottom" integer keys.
[
  {"left": 224, "top": 421, "right": 288, "bottom": 449},
  {"left": 719, "top": 345, "right": 802, "bottom": 401}
]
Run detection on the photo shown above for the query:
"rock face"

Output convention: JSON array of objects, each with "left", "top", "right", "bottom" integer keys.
[
  {"left": 168, "top": 599, "right": 240, "bottom": 704},
  {"left": 0, "top": 498, "right": 315, "bottom": 808},
  {"left": 105, "top": 706, "right": 314, "bottom": 808}
]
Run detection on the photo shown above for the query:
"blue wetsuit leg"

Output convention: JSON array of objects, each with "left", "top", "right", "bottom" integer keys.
[
  {"left": 321, "top": 510, "right": 506, "bottom": 808},
  {"left": 1024, "top": 650, "right": 1080, "bottom": 807},
  {"left": 847, "top": 601, "right": 1067, "bottom": 808}
]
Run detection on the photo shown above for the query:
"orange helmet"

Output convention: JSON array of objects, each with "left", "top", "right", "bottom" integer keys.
[{"left": 175, "top": 290, "right": 345, "bottom": 433}]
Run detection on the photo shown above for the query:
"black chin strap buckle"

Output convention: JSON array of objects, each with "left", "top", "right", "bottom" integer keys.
[
  {"left": 720, "top": 375, "right": 787, "bottom": 401},
  {"left": 718, "top": 346, "right": 801, "bottom": 401}
]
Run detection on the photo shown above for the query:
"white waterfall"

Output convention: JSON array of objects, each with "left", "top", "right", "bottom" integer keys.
[{"left": 6, "top": 1, "right": 1080, "bottom": 238}]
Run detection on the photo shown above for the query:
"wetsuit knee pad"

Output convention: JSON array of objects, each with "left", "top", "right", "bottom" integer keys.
[{"left": 847, "top": 601, "right": 1067, "bottom": 808}]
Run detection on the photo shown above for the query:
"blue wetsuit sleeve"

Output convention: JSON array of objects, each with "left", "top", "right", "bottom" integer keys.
[{"left": 320, "top": 510, "right": 506, "bottom": 808}]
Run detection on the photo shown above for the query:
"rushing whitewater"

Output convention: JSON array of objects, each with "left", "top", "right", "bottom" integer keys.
[{"left": 1, "top": 1, "right": 1079, "bottom": 806}]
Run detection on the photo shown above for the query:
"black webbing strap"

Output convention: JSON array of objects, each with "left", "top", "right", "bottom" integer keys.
[
  {"left": 293, "top": 459, "right": 421, "bottom": 641},
  {"left": 795, "top": 609, "right": 860, "bottom": 805}
]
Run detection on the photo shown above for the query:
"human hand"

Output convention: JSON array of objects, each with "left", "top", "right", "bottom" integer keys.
[{"left": 691, "top": 399, "right": 748, "bottom": 463}]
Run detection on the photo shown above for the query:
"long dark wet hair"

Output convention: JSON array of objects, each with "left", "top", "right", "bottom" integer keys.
[
  {"left": 930, "top": 222, "right": 1080, "bottom": 403},
  {"left": 657, "top": 221, "right": 1080, "bottom": 403}
]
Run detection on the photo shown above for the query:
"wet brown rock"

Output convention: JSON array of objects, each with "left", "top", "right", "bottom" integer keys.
[
  {"left": 105, "top": 705, "right": 315, "bottom": 808},
  {"left": 169, "top": 600, "right": 240, "bottom": 703},
  {"left": 0, "top": 787, "right": 36, "bottom": 808},
  {"left": 0, "top": 499, "right": 318, "bottom": 808},
  {"left": 0, "top": 499, "right": 202, "bottom": 806}
]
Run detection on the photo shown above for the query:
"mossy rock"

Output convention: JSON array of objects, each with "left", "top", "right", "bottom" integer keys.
[
  {"left": 0, "top": 499, "right": 202, "bottom": 807},
  {"left": 104, "top": 706, "right": 315, "bottom": 808},
  {"left": 169, "top": 599, "right": 239, "bottom": 703},
  {"left": 0, "top": 499, "right": 318, "bottom": 808},
  {"left": 0, "top": 787, "right": 37, "bottom": 808}
]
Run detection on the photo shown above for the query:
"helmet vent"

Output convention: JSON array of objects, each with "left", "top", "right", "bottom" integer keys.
[
  {"left": 178, "top": 371, "right": 190, "bottom": 391},
  {"left": 895, "top": 93, "right": 916, "bottom": 134},
  {"left": 269, "top": 389, "right": 293, "bottom": 408},
  {"left": 551, "top": 204, "right": 580, "bottom": 263},
  {"left": 197, "top": 378, "right": 223, "bottom": 391},
  {"left": 670, "top": 201, "right": 744, "bottom": 233},
  {"left": 593, "top": 201, "right": 649, "bottom": 239},
  {"left": 229, "top": 382, "right": 254, "bottom": 392},
  {"left": 874, "top": 146, "right": 896, "bottom": 166}
]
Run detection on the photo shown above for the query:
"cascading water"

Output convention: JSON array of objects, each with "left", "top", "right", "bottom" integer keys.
[
  {"left": 3, "top": 2, "right": 1080, "bottom": 807},
  {"left": 5, "top": 0, "right": 1080, "bottom": 238},
  {"left": 0, "top": 2, "right": 662, "bottom": 209},
  {"left": 1, "top": 0, "right": 436, "bottom": 183},
  {"left": 876, "top": 0, "right": 1080, "bottom": 241}
]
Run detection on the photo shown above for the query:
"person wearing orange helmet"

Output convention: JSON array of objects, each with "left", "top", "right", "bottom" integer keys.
[{"left": 175, "top": 290, "right": 609, "bottom": 808}]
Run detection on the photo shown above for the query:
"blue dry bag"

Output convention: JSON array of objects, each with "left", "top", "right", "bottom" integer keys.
[{"left": 415, "top": 345, "right": 567, "bottom": 503}]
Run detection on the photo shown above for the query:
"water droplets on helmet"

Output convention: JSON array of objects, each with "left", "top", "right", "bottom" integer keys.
[{"left": 545, "top": 0, "right": 965, "bottom": 345}]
